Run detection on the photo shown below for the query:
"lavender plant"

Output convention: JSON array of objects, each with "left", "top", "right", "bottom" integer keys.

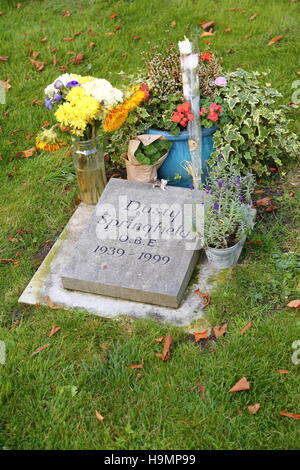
[{"left": 204, "top": 158, "right": 256, "bottom": 249}]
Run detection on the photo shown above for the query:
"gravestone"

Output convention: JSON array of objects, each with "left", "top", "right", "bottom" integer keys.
[{"left": 61, "top": 178, "right": 206, "bottom": 308}]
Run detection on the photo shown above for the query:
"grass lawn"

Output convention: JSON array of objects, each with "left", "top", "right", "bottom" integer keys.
[{"left": 0, "top": 0, "right": 300, "bottom": 450}]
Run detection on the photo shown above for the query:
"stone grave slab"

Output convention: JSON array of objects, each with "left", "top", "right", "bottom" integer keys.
[{"left": 61, "top": 178, "right": 206, "bottom": 308}]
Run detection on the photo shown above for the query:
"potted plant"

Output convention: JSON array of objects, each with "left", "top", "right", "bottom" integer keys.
[{"left": 204, "top": 158, "right": 256, "bottom": 269}]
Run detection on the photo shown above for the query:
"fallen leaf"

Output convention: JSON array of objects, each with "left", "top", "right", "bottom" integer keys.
[
  {"left": 200, "top": 21, "right": 215, "bottom": 30},
  {"left": 226, "top": 49, "right": 236, "bottom": 54},
  {"left": 224, "top": 28, "right": 231, "bottom": 33},
  {"left": 287, "top": 300, "right": 300, "bottom": 309},
  {"left": 229, "top": 377, "right": 250, "bottom": 392},
  {"left": 244, "top": 34, "right": 252, "bottom": 39},
  {"left": 193, "top": 330, "right": 209, "bottom": 342},
  {"left": 265, "top": 205, "right": 279, "bottom": 212},
  {"left": 128, "top": 359, "right": 144, "bottom": 369},
  {"left": 240, "top": 321, "right": 253, "bottom": 335},
  {"left": 0, "top": 56, "right": 9, "bottom": 62},
  {"left": 254, "top": 189, "right": 265, "bottom": 194},
  {"left": 278, "top": 411, "right": 300, "bottom": 420},
  {"left": 115, "top": 25, "right": 121, "bottom": 31},
  {"left": 70, "top": 53, "right": 85, "bottom": 64},
  {"left": 99, "top": 344, "right": 108, "bottom": 351},
  {"left": 53, "top": 54, "right": 58, "bottom": 66},
  {"left": 132, "top": 35, "right": 141, "bottom": 39},
  {"left": 200, "top": 29, "right": 215, "bottom": 38},
  {"left": 40, "top": 37, "right": 48, "bottom": 43},
  {"left": 88, "top": 42, "right": 96, "bottom": 47},
  {"left": 30, "top": 59, "right": 45, "bottom": 71},
  {"left": 32, "top": 99, "right": 43, "bottom": 105},
  {"left": 46, "top": 295, "right": 61, "bottom": 310},
  {"left": 74, "top": 31, "right": 83, "bottom": 37},
  {"left": 63, "top": 37, "right": 74, "bottom": 41},
  {"left": 1, "top": 258, "right": 15, "bottom": 263},
  {"left": 10, "top": 320, "right": 20, "bottom": 330},
  {"left": 157, "top": 334, "right": 172, "bottom": 361},
  {"left": 13, "top": 261, "right": 20, "bottom": 267},
  {"left": 248, "top": 403, "right": 260, "bottom": 414},
  {"left": 277, "top": 369, "right": 289, "bottom": 374},
  {"left": 136, "top": 373, "right": 143, "bottom": 380},
  {"left": 8, "top": 237, "right": 19, "bottom": 243},
  {"left": 246, "top": 239, "right": 263, "bottom": 245},
  {"left": 10, "top": 129, "right": 24, "bottom": 136},
  {"left": 87, "top": 29, "right": 96, "bottom": 36},
  {"left": 297, "top": 71, "right": 300, "bottom": 76},
  {"left": 196, "top": 382, "right": 206, "bottom": 400},
  {"left": 229, "top": 7, "right": 239, "bottom": 11},
  {"left": 31, "top": 51, "right": 40, "bottom": 59},
  {"left": 32, "top": 344, "right": 50, "bottom": 356},
  {"left": 16, "top": 146, "right": 37, "bottom": 158},
  {"left": 249, "top": 14, "right": 258, "bottom": 20},
  {"left": 109, "top": 13, "right": 118, "bottom": 19},
  {"left": 213, "top": 323, "right": 227, "bottom": 338},
  {"left": 95, "top": 410, "right": 105, "bottom": 422},
  {"left": 153, "top": 337, "right": 164, "bottom": 343},
  {"left": 256, "top": 197, "right": 271, "bottom": 207},
  {"left": 121, "top": 53, "right": 128, "bottom": 59},
  {"left": 105, "top": 32, "right": 114, "bottom": 37},
  {"left": 289, "top": 192, "right": 294, "bottom": 197},
  {"left": 42, "top": 121, "right": 51, "bottom": 128},
  {"left": 194, "top": 289, "right": 211, "bottom": 308},
  {"left": 268, "top": 36, "right": 283, "bottom": 46},
  {"left": 48, "top": 326, "right": 61, "bottom": 337},
  {"left": 59, "top": 66, "right": 68, "bottom": 72},
  {"left": 16, "top": 3, "right": 22, "bottom": 8},
  {"left": 62, "top": 10, "right": 71, "bottom": 16},
  {"left": 170, "top": 21, "right": 176, "bottom": 28}
]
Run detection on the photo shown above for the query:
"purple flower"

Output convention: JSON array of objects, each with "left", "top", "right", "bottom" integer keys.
[
  {"left": 213, "top": 201, "right": 219, "bottom": 213},
  {"left": 214, "top": 76, "right": 227, "bottom": 87},
  {"left": 236, "top": 177, "right": 241, "bottom": 189},
  {"left": 66, "top": 80, "right": 80, "bottom": 88},
  {"left": 205, "top": 184, "right": 211, "bottom": 193},
  {"left": 53, "top": 93, "right": 63, "bottom": 102},
  {"left": 44, "top": 98, "right": 53, "bottom": 110},
  {"left": 238, "top": 196, "right": 244, "bottom": 202},
  {"left": 217, "top": 154, "right": 223, "bottom": 161},
  {"left": 54, "top": 80, "right": 63, "bottom": 89},
  {"left": 218, "top": 180, "right": 223, "bottom": 188}
]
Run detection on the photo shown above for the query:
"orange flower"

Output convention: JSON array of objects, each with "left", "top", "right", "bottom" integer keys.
[{"left": 103, "top": 105, "right": 129, "bottom": 132}]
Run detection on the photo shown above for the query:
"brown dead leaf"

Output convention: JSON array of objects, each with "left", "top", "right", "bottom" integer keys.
[
  {"left": 46, "top": 295, "right": 61, "bottom": 310},
  {"left": 31, "top": 51, "right": 40, "bottom": 59},
  {"left": 287, "top": 299, "right": 300, "bottom": 309},
  {"left": 99, "top": 344, "right": 108, "bottom": 351},
  {"left": 132, "top": 35, "right": 141, "bottom": 40},
  {"left": 277, "top": 369, "right": 289, "bottom": 374},
  {"left": 95, "top": 410, "right": 105, "bottom": 422},
  {"left": 88, "top": 42, "right": 96, "bottom": 47},
  {"left": 70, "top": 53, "right": 85, "bottom": 64},
  {"left": 157, "top": 334, "right": 172, "bottom": 361},
  {"left": 0, "top": 56, "right": 9, "bottom": 62},
  {"left": 194, "top": 289, "right": 211, "bottom": 308},
  {"left": 25, "top": 133, "right": 33, "bottom": 139},
  {"left": 254, "top": 189, "right": 265, "bottom": 194},
  {"left": 229, "top": 377, "right": 250, "bottom": 392},
  {"left": 53, "top": 54, "right": 58, "bottom": 66},
  {"left": 121, "top": 53, "right": 128, "bottom": 59},
  {"left": 109, "top": 13, "right": 118, "bottom": 20},
  {"left": 200, "top": 21, "right": 215, "bottom": 30},
  {"left": 240, "top": 321, "right": 253, "bottom": 335},
  {"left": 248, "top": 403, "right": 260, "bottom": 414},
  {"left": 256, "top": 196, "right": 271, "bottom": 207},
  {"left": 87, "top": 29, "right": 96, "bottom": 36},
  {"left": 10, "top": 129, "right": 24, "bottom": 136},
  {"left": 1, "top": 258, "right": 15, "bottom": 263},
  {"left": 40, "top": 37, "right": 48, "bottom": 43},
  {"left": 32, "top": 344, "right": 50, "bottom": 356},
  {"left": 128, "top": 359, "right": 144, "bottom": 369},
  {"left": 153, "top": 337, "right": 164, "bottom": 343},
  {"left": 115, "top": 25, "right": 121, "bottom": 31},
  {"left": 229, "top": 7, "right": 239, "bottom": 11},
  {"left": 265, "top": 205, "right": 279, "bottom": 212},
  {"left": 224, "top": 28, "right": 231, "bottom": 33},
  {"left": 170, "top": 21, "right": 176, "bottom": 28},
  {"left": 59, "top": 65, "right": 68, "bottom": 72},
  {"left": 63, "top": 37, "right": 74, "bottom": 41},
  {"left": 105, "top": 32, "right": 114, "bottom": 37},
  {"left": 136, "top": 373, "right": 143, "bottom": 381},
  {"left": 30, "top": 58, "right": 45, "bottom": 71},
  {"left": 48, "top": 326, "right": 61, "bottom": 337},
  {"left": 249, "top": 14, "right": 258, "bottom": 20},
  {"left": 62, "top": 10, "right": 71, "bottom": 16},
  {"left": 193, "top": 330, "right": 209, "bottom": 342},
  {"left": 268, "top": 35, "right": 283, "bottom": 46},
  {"left": 74, "top": 31, "right": 83, "bottom": 37},
  {"left": 278, "top": 411, "right": 300, "bottom": 420},
  {"left": 213, "top": 323, "right": 227, "bottom": 338},
  {"left": 8, "top": 237, "right": 19, "bottom": 242},
  {"left": 16, "top": 147, "right": 37, "bottom": 158},
  {"left": 3, "top": 78, "right": 11, "bottom": 90},
  {"left": 32, "top": 99, "right": 42, "bottom": 105},
  {"left": 200, "top": 29, "right": 215, "bottom": 38},
  {"left": 16, "top": 3, "right": 22, "bottom": 8}
]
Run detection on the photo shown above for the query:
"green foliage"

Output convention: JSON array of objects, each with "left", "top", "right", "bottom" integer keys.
[
  {"left": 210, "top": 69, "right": 300, "bottom": 176},
  {"left": 135, "top": 139, "right": 172, "bottom": 165}
]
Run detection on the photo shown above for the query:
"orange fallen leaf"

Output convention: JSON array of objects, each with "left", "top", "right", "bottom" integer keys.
[
  {"left": 109, "top": 13, "right": 118, "bottom": 19},
  {"left": 8, "top": 237, "right": 19, "bottom": 242},
  {"left": 105, "top": 32, "right": 114, "bottom": 37},
  {"left": 193, "top": 330, "right": 209, "bottom": 342},
  {"left": 153, "top": 337, "right": 164, "bottom": 343},
  {"left": 62, "top": 10, "right": 71, "bottom": 16},
  {"left": 128, "top": 359, "right": 144, "bottom": 369},
  {"left": 256, "top": 196, "right": 271, "bottom": 207},
  {"left": 287, "top": 299, "right": 300, "bottom": 309},
  {"left": 240, "top": 321, "right": 253, "bottom": 335},
  {"left": 229, "top": 377, "right": 250, "bottom": 392},
  {"left": 277, "top": 369, "right": 289, "bottom": 374},
  {"left": 194, "top": 289, "right": 211, "bottom": 308},
  {"left": 170, "top": 21, "right": 176, "bottom": 28},
  {"left": 63, "top": 37, "right": 74, "bottom": 41},
  {"left": 70, "top": 53, "right": 85, "bottom": 65},
  {"left": 157, "top": 334, "right": 172, "bottom": 361},
  {"left": 249, "top": 14, "right": 258, "bottom": 20},
  {"left": 213, "top": 323, "right": 227, "bottom": 338},
  {"left": 48, "top": 326, "right": 61, "bottom": 337},
  {"left": 115, "top": 25, "right": 121, "bottom": 31},
  {"left": 59, "top": 65, "right": 68, "bottom": 72},
  {"left": 1, "top": 258, "right": 15, "bottom": 263},
  {"left": 196, "top": 382, "right": 206, "bottom": 400},
  {"left": 30, "top": 58, "right": 45, "bottom": 71},
  {"left": 40, "top": 37, "right": 48, "bottom": 43},
  {"left": 268, "top": 35, "right": 283, "bottom": 46},
  {"left": 42, "top": 121, "right": 51, "bottom": 128},
  {"left": 200, "top": 30, "right": 215, "bottom": 38},
  {"left": 16, "top": 147, "right": 37, "bottom": 158},
  {"left": 224, "top": 28, "right": 231, "bottom": 33},
  {"left": 229, "top": 7, "right": 239, "bottom": 11},
  {"left": 265, "top": 205, "right": 279, "bottom": 212},
  {"left": 95, "top": 410, "right": 105, "bottom": 422},
  {"left": 278, "top": 411, "right": 300, "bottom": 420},
  {"left": 32, "top": 99, "right": 42, "bottom": 105},
  {"left": 53, "top": 54, "right": 58, "bottom": 66},
  {"left": 254, "top": 189, "right": 265, "bottom": 194},
  {"left": 87, "top": 29, "right": 96, "bottom": 36},
  {"left": 132, "top": 35, "right": 141, "bottom": 39},
  {"left": 32, "top": 344, "right": 50, "bottom": 356},
  {"left": 248, "top": 403, "right": 260, "bottom": 414},
  {"left": 46, "top": 295, "right": 60, "bottom": 310},
  {"left": 74, "top": 31, "right": 83, "bottom": 37},
  {"left": 0, "top": 56, "right": 8, "bottom": 62}
]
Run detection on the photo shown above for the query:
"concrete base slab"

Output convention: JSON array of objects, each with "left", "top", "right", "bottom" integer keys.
[{"left": 18, "top": 203, "right": 218, "bottom": 326}]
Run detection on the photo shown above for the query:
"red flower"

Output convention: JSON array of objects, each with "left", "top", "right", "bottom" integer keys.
[
  {"left": 207, "top": 112, "right": 219, "bottom": 122},
  {"left": 187, "top": 113, "right": 194, "bottom": 121},
  {"left": 269, "top": 167, "right": 277, "bottom": 172},
  {"left": 200, "top": 107, "right": 207, "bottom": 117},
  {"left": 140, "top": 83, "right": 150, "bottom": 101},
  {"left": 210, "top": 103, "right": 222, "bottom": 114},
  {"left": 171, "top": 112, "right": 183, "bottom": 123},
  {"left": 201, "top": 52, "right": 212, "bottom": 62}
]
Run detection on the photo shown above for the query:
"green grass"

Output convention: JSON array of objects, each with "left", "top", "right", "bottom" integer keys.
[{"left": 0, "top": 0, "right": 300, "bottom": 450}]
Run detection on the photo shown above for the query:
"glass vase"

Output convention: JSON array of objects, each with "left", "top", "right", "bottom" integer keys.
[{"left": 71, "top": 136, "right": 107, "bottom": 205}]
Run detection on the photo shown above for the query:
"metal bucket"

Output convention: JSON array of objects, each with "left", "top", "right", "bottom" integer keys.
[{"left": 205, "top": 236, "right": 246, "bottom": 269}]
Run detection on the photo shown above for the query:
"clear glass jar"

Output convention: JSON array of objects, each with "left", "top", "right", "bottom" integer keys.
[{"left": 71, "top": 136, "right": 107, "bottom": 205}]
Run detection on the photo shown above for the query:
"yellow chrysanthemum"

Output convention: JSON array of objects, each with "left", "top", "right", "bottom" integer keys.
[
  {"left": 35, "top": 128, "right": 67, "bottom": 152},
  {"left": 123, "top": 89, "right": 146, "bottom": 112},
  {"left": 103, "top": 105, "right": 129, "bottom": 132}
]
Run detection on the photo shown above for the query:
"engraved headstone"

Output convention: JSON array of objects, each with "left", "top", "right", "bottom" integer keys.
[{"left": 61, "top": 178, "right": 206, "bottom": 308}]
